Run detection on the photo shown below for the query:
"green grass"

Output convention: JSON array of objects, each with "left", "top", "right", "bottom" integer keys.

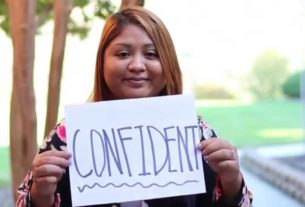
[
  {"left": 197, "top": 99, "right": 303, "bottom": 147},
  {"left": 0, "top": 146, "right": 11, "bottom": 187},
  {"left": 0, "top": 99, "right": 303, "bottom": 186}
]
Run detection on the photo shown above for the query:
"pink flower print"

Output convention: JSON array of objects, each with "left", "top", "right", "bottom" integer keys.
[{"left": 56, "top": 124, "right": 67, "bottom": 143}]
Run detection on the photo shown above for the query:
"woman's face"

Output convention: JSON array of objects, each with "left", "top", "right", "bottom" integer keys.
[{"left": 103, "top": 24, "right": 166, "bottom": 100}]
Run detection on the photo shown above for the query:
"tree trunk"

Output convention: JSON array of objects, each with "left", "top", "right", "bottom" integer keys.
[
  {"left": 44, "top": 0, "right": 73, "bottom": 138},
  {"left": 6, "top": 0, "right": 37, "bottom": 201},
  {"left": 120, "top": 0, "right": 145, "bottom": 9}
]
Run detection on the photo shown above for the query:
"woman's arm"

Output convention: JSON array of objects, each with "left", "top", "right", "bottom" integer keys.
[
  {"left": 197, "top": 116, "right": 253, "bottom": 206},
  {"left": 16, "top": 123, "right": 69, "bottom": 207}
]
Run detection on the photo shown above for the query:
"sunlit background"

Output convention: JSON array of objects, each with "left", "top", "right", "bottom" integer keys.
[
  {"left": 1, "top": 0, "right": 304, "bottom": 147},
  {"left": 1, "top": 0, "right": 305, "bottom": 205}
]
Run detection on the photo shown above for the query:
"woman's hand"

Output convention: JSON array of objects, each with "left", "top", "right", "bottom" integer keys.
[
  {"left": 198, "top": 138, "right": 242, "bottom": 202},
  {"left": 30, "top": 150, "right": 71, "bottom": 207}
]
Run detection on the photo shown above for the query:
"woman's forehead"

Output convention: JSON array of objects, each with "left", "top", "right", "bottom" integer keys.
[{"left": 108, "top": 24, "right": 154, "bottom": 46}]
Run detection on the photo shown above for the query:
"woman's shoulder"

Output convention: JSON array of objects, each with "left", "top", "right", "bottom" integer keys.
[{"left": 197, "top": 115, "right": 218, "bottom": 140}]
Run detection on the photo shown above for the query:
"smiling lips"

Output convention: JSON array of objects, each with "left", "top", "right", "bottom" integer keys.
[{"left": 123, "top": 77, "right": 149, "bottom": 87}]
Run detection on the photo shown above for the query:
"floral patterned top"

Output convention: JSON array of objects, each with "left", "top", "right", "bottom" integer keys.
[{"left": 16, "top": 116, "right": 252, "bottom": 207}]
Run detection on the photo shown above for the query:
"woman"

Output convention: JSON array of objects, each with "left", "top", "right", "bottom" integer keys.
[{"left": 17, "top": 6, "right": 252, "bottom": 207}]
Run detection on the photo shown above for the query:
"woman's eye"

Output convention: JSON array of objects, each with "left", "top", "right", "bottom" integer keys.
[
  {"left": 116, "top": 51, "right": 129, "bottom": 58},
  {"left": 146, "top": 51, "right": 158, "bottom": 58}
]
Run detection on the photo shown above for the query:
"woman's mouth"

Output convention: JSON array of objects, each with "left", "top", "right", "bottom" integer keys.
[{"left": 124, "top": 77, "right": 148, "bottom": 87}]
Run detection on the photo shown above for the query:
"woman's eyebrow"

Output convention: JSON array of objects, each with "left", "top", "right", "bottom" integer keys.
[
  {"left": 143, "top": 43, "right": 156, "bottom": 48},
  {"left": 110, "top": 43, "right": 131, "bottom": 48}
]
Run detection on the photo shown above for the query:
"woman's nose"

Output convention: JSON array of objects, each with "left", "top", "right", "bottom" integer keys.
[{"left": 128, "top": 55, "right": 146, "bottom": 72}]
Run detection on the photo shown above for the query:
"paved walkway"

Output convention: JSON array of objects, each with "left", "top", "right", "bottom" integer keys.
[
  {"left": 255, "top": 143, "right": 305, "bottom": 158},
  {"left": 241, "top": 166, "right": 304, "bottom": 207},
  {"left": 0, "top": 187, "right": 13, "bottom": 207},
  {"left": 240, "top": 143, "right": 305, "bottom": 207}
]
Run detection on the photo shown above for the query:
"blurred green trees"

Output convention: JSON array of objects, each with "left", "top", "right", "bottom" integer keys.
[
  {"left": 0, "top": 0, "right": 115, "bottom": 38},
  {"left": 248, "top": 50, "right": 289, "bottom": 99},
  {"left": 194, "top": 84, "right": 235, "bottom": 99},
  {"left": 282, "top": 70, "right": 303, "bottom": 98}
]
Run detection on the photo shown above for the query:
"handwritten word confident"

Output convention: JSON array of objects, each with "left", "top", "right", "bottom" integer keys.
[{"left": 72, "top": 125, "right": 200, "bottom": 178}]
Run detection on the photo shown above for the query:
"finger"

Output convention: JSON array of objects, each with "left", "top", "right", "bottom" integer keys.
[
  {"left": 39, "top": 150, "right": 71, "bottom": 159},
  {"left": 203, "top": 139, "right": 233, "bottom": 155},
  {"left": 34, "top": 164, "right": 66, "bottom": 178},
  {"left": 199, "top": 137, "right": 218, "bottom": 147},
  {"left": 209, "top": 160, "right": 239, "bottom": 174},
  {"left": 33, "top": 168, "right": 66, "bottom": 188},
  {"left": 205, "top": 148, "right": 237, "bottom": 163},
  {"left": 198, "top": 139, "right": 220, "bottom": 152},
  {"left": 197, "top": 139, "right": 214, "bottom": 152},
  {"left": 198, "top": 139, "right": 218, "bottom": 155},
  {"left": 34, "top": 154, "right": 71, "bottom": 168},
  {"left": 34, "top": 175, "right": 64, "bottom": 185},
  {"left": 217, "top": 160, "right": 239, "bottom": 171}
]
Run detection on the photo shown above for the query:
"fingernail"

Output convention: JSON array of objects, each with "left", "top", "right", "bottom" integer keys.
[
  {"left": 203, "top": 156, "right": 208, "bottom": 163},
  {"left": 197, "top": 143, "right": 201, "bottom": 148}
]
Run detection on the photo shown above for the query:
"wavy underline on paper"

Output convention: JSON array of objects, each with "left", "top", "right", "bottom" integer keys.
[{"left": 77, "top": 180, "right": 199, "bottom": 193}]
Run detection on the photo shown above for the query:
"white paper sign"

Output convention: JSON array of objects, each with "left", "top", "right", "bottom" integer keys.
[{"left": 65, "top": 94, "right": 206, "bottom": 207}]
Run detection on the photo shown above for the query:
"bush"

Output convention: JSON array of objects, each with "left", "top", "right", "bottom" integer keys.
[
  {"left": 282, "top": 71, "right": 302, "bottom": 98},
  {"left": 194, "top": 84, "right": 235, "bottom": 99},
  {"left": 248, "top": 50, "right": 289, "bottom": 99}
]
